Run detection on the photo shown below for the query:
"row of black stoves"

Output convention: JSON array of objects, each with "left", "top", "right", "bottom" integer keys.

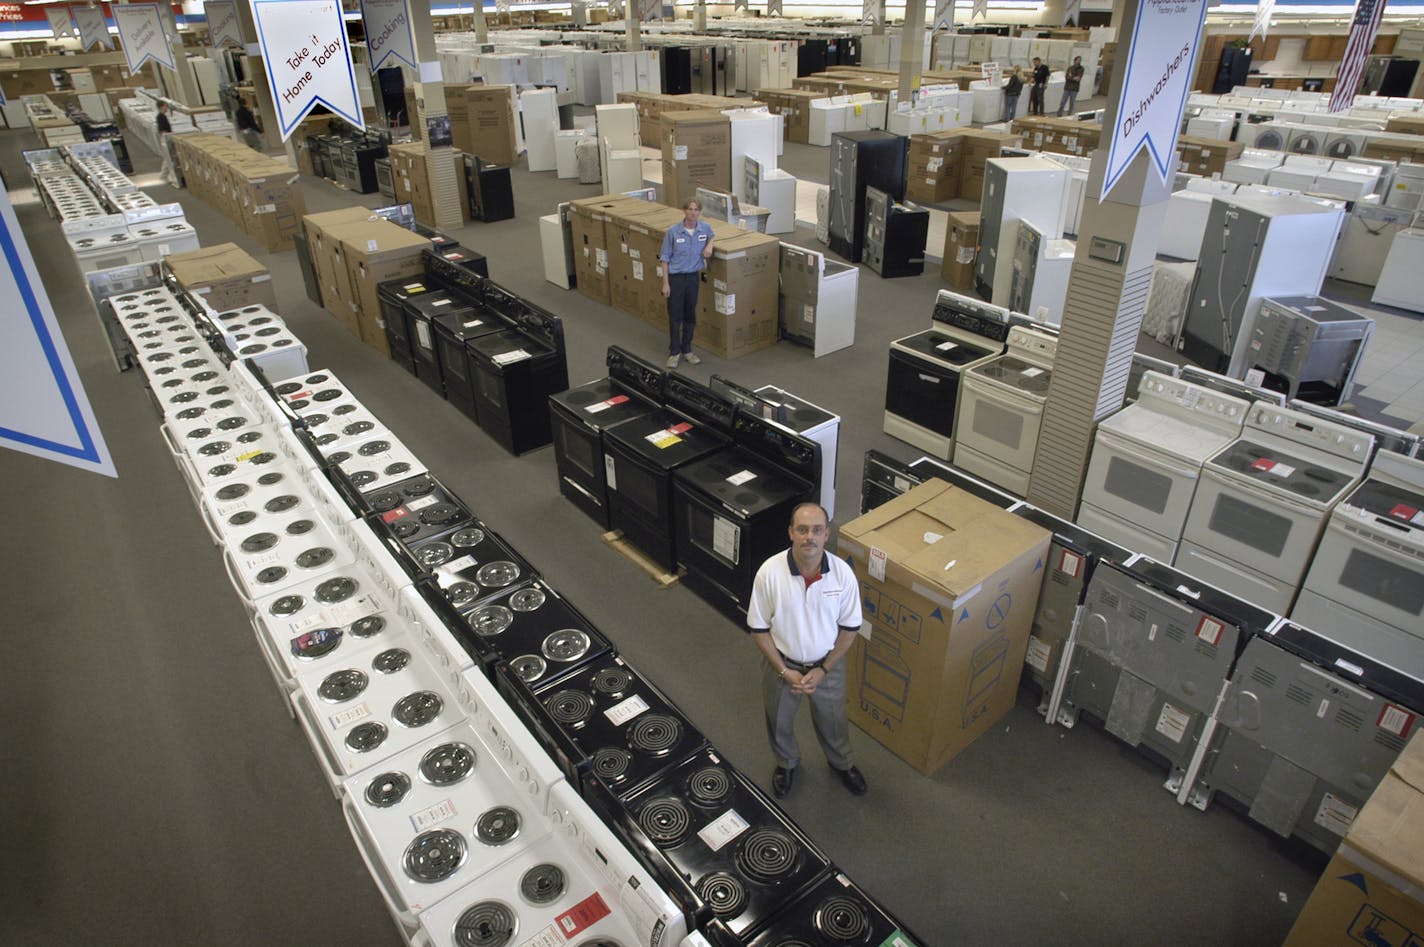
[
  {"left": 310, "top": 131, "right": 389, "bottom": 194},
  {"left": 549, "top": 347, "right": 828, "bottom": 619},
  {"left": 247, "top": 365, "right": 925, "bottom": 947}
]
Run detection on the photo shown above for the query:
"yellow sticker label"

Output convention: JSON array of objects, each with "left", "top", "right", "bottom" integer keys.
[
  {"left": 236, "top": 450, "right": 264, "bottom": 462},
  {"left": 649, "top": 434, "right": 682, "bottom": 449}
]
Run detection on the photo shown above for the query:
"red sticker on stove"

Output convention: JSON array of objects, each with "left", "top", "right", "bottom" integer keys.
[
  {"left": 1058, "top": 550, "right": 1083, "bottom": 579},
  {"left": 668, "top": 422, "right": 693, "bottom": 435},
  {"left": 1195, "top": 616, "right": 1224, "bottom": 647},
  {"left": 381, "top": 507, "right": 410, "bottom": 523},
  {"left": 1250, "top": 458, "right": 1274, "bottom": 472},
  {"left": 607, "top": 394, "right": 630, "bottom": 406},
  {"left": 1389, "top": 503, "right": 1419, "bottom": 521},
  {"left": 1378, "top": 704, "right": 1416, "bottom": 738},
  {"left": 556, "top": 892, "right": 611, "bottom": 938}
]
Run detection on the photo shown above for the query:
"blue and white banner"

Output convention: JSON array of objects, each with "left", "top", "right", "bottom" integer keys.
[
  {"left": 204, "top": 1, "right": 244, "bottom": 49},
  {"left": 1249, "top": 0, "right": 1275, "bottom": 39},
  {"left": 251, "top": 0, "right": 363, "bottom": 140},
  {"left": 1101, "top": 0, "right": 1209, "bottom": 200},
  {"left": 971, "top": 0, "right": 987, "bottom": 20},
  {"left": 933, "top": 0, "right": 956, "bottom": 30},
  {"left": 861, "top": 0, "right": 882, "bottom": 25},
  {"left": 0, "top": 182, "right": 114, "bottom": 478},
  {"left": 360, "top": 0, "right": 416, "bottom": 71},
  {"left": 46, "top": 7, "right": 74, "bottom": 38},
  {"left": 73, "top": 6, "right": 112, "bottom": 50},
  {"left": 1064, "top": 0, "right": 1082, "bottom": 24},
  {"left": 114, "top": 4, "right": 176, "bottom": 72}
]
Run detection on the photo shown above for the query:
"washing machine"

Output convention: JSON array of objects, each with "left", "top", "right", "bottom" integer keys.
[
  {"left": 1324, "top": 130, "right": 1369, "bottom": 160},
  {"left": 1286, "top": 126, "right": 1326, "bottom": 155}
]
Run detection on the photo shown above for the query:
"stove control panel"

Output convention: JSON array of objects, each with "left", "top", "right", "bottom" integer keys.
[
  {"left": 1247, "top": 404, "right": 1376, "bottom": 461},
  {"left": 1005, "top": 325, "right": 1059, "bottom": 365},
  {"left": 1139, "top": 372, "right": 1250, "bottom": 423}
]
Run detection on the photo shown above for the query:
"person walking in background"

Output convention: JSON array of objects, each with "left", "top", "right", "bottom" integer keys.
[
  {"left": 747, "top": 502, "right": 867, "bottom": 800},
  {"left": 1058, "top": 56, "right": 1085, "bottom": 116},
  {"left": 659, "top": 199, "right": 714, "bottom": 369},
  {"left": 1002, "top": 67, "right": 1024, "bottom": 122},
  {"left": 155, "top": 101, "right": 177, "bottom": 186},
  {"left": 233, "top": 102, "right": 262, "bottom": 151},
  {"left": 1029, "top": 57, "right": 1050, "bottom": 115}
]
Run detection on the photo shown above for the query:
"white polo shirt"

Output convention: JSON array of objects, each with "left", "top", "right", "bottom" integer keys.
[{"left": 747, "top": 549, "right": 863, "bottom": 664}]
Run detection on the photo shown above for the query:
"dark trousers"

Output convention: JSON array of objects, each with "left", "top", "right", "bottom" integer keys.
[
  {"left": 1029, "top": 84, "right": 1045, "bottom": 115},
  {"left": 667, "top": 272, "right": 699, "bottom": 355}
]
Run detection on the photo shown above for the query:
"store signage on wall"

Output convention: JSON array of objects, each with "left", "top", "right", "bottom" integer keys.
[
  {"left": 204, "top": 1, "right": 244, "bottom": 50},
  {"left": 114, "top": 4, "right": 176, "bottom": 72},
  {"left": 251, "top": 0, "right": 363, "bottom": 140},
  {"left": 46, "top": 7, "right": 73, "bottom": 37},
  {"left": 72, "top": 5, "right": 112, "bottom": 50},
  {"left": 360, "top": 0, "right": 416, "bottom": 71},
  {"left": 0, "top": 184, "right": 114, "bottom": 479},
  {"left": 1101, "top": 0, "right": 1208, "bottom": 201}
]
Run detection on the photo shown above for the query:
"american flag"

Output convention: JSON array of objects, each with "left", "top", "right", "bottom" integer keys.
[{"left": 1329, "top": 0, "right": 1389, "bottom": 113}]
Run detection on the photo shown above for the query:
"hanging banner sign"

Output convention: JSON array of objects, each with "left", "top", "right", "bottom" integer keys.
[
  {"left": 607, "top": 0, "right": 624, "bottom": 18},
  {"left": 1064, "top": 0, "right": 1082, "bottom": 25},
  {"left": 46, "top": 7, "right": 74, "bottom": 37},
  {"left": 733, "top": 0, "right": 747, "bottom": 9},
  {"left": 251, "top": 0, "right": 363, "bottom": 140},
  {"left": 73, "top": 6, "right": 112, "bottom": 50},
  {"left": 640, "top": 0, "right": 661, "bottom": 21},
  {"left": 204, "top": 1, "right": 244, "bottom": 49},
  {"left": 158, "top": 2, "right": 178, "bottom": 39},
  {"left": 1101, "top": 0, "right": 1209, "bottom": 201},
  {"left": 360, "top": 0, "right": 416, "bottom": 71},
  {"left": 971, "top": 0, "right": 987, "bottom": 20},
  {"left": 1249, "top": 0, "right": 1275, "bottom": 40},
  {"left": 861, "top": 0, "right": 882, "bottom": 25},
  {"left": 766, "top": 0, "right": 781, "bottom": 14},
  {"left": 114, "top": 4, "right": 176, "bottom": 72},
  {"left": 933, "top": 0, "right": 955, "bottom": 30}
]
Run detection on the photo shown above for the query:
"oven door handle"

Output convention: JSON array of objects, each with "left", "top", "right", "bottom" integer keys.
[
  {"left": 340, "top": 796, "right": 414, "bottom": 926},
  {"left": 220, "top": 548, "right": 254, "bottom": 603},
  {"left": 964, "top": 375, "right": 1044, "bottom": 413},
  {"left": 1090, "top": 431, "right": 1202, "bottom": 481}
]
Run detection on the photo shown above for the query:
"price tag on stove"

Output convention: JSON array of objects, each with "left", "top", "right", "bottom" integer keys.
[
  {"left": 1195, "top": 616, "right": 1224, "bottom": 647},
  {"left": 1153, "top": 702, "right": 1190, "bottom": 743},
  {"left": 1378, "top": 703, "right": 1417, "bottom": 738},
  {"left": 726, "top": 469, "right": 757, "bottom": 486},
  {"left": 437, "top": 555, "right": 477, "bottom": 576},
  {"left": 329, "top": 702, "right": 370, "bottom": 729},
  {"left": 236, "top": 449, "right": 266, "bottom": 463},
  {"left": 552, "top": 893, "right": 612, "bottom": 941},
  {"left": 328, "top": 599, "right": 375, "bottom": 627},
  {"left": 406, "top": 495, "right": 439, "bottom": 511},
  {"left": 604, "top": 455, "right": 617, "bottom": 491},
  {"left": 697, "top": 809, "right": 750, "bottom": 852},
  {"left": 585, "top": 394, "right": 630, "bottom": 414},
  {"left": 935, "top": 341, "right": 958, "bottom": 352},
  {"left": 215, "top": 499, "right": 250, "bottom": 517},
  {"left": 492, "top": 349, "right": 531, "bottom": 366},
  {"left": 1058, "top": 550, "right": 1083, "bottom": 579},
  {"left": 645, "top": 430, "right": 683, "bottom": 449},
  {"left": 1021, "top": 367, "right": 1044, "bottom": 378},
  {"left": 290, "top": 610, "right": 329, "bottom": 633},
  {"left": 462, "top": 318, "right": 484, "bottom": 330},
  {"left": 409, "top": 798, "right": 459, "bottom": 833},
  {"left": 604, "top": 694, "right": 650, "bottom": 727},
  {"left": 1389, "top": 503, "right": 1420, "bottom": 522},
  {"left": 246, "top": 552, "right": 282, "bottom": 570}
]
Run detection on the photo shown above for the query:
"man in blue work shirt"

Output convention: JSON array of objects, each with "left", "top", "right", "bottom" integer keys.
[{"left": 659, "top": 199, "right": 715, "bottom": 368}]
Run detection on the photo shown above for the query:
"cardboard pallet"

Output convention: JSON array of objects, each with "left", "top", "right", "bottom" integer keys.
[{"left": 601, "top": 530, "right": 682, "bottom": 588}]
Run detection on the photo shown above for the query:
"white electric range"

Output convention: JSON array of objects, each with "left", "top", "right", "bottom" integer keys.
[
  {"left": 126, "top": 206, "right": 200, "bottom": 262},
  {"left": 64, "top": 213, "right": 147, "bottom": 272},
  {"left": 330, "top": 431, "right": 430, "bottom": 494},
  {"left": 1178, "top": 403, "right": 1375, "bottom": 613},
  {"left": 197, "top": 455, "right": 350, "bottom": 550},
  {"left": 274, "top": 371, "right": 389, "bottom": 455},
  {"left": 150, "top": 365, "right": 240, "bottom": 422},
  {"left": 1076, "top": 371, "right": 1251, "bottom": 563},
  {"left": 952, "top": 323, "right": 1060, "bottom": 497},
  {"left": 221, "top": 309, "right": 309, "bottom": 382}
]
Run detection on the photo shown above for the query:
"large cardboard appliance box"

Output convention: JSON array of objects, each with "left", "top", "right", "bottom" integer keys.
[
  {"left": 340, "top": 221, "right": 433, "bottom": 357},
  {"left": 906, "top": 131, "right": 964, "bottom": 203},
  {"left": 958, "top": 128, "right": 1023, "bottom": 202},
  {"left": 838, "top": 481, "right": 1051, "bottom": 775},
  {"left": 1175, "top": 135, "right": 1244, "bottom": 178},
  {"left": 693, "top": 224, "right": 780, "bottom": 359},
  {"left": 1385, "top": 114, "right": 1424, "bottom": 136},
  {"left": 609, "top": 203, "right": 683, "bottom": 325},
  {"left": 303, "top": 207, "right": 378, "bottom": 326},
  {"left": 1283, "top": 730, "right": 1424, "bottom": 946},
  {"left": 164, "top": 243, "right": 276, "bottom": 313},
  {"left": 461, "top": 84, "right": 519, "bottom": 166},
  {"left": 941, "top": 210, "right": 980, "bottom": 290},
  {"left": 661, "top": 110, "right": 732, "bottom": 211},
  {"left": 569, "top": 195, "right": 649, "bottom": 305}
]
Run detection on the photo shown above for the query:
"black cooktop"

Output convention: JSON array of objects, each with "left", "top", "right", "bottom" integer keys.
[
  {"left": 466, "top": 328, "right": 553, "bottom": 368},
  {"left": 366, "top": 473, "right": 476, "bottom": 548},
  {"left": 406, "top": 521, "right": 536, "bottom": 612},
  {"left": 752, "top": 386, "right": 835, "bottom": 431},
  {"left": 433, "top": 310, "right": 503, "bottom": 345},
  {"left": 460, "top": 578, "right": 611, "bottom": 689},
  {"left": 674, "top": 448, "right": 812, "bottom": 519},
  {"left": 1208, "top": 439, "right": 1355, "bottom": 503},
  {"left": 605, "top": 407, "right": 731, "bottom": 471},
  {"left": 974, "top": 354, "right": 1053, "bottom": 396},
  {"left": 1343, "top": 477, "right": 1424, "bottom": 529},
  {"left": 550, "top": 378, "right": 657, "bottom": 432},
  {"left": 893, "top": 328, "right": 995, "bottom": 367},
  {"left": 601, "top": 747, "right": 830, "bottom": 939},
  {"left": 740, "top": 870, "right": 923, "bottom": 946}
]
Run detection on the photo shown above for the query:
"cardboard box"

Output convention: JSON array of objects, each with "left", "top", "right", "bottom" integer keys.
[
  {"left": 941, "top": 211, "right": 980, "bottom": 290},
  {"left": 164, "top": 243, "right": 276, "bottom": 314},
  {"left": 958, "top": 128, "right": 1023, "bottom": 202},
  {"left": 609, "top": 204, "right": 683, "bottom": 324},
  {"left": 907, "top": 131, "right": 964, "bottom": 203},
  {"left": 569, "top": 195, "right": 648, "bottom": 305},
  {"left": 693, "top": 224, "right": 780, "bottom": 359},
  {"left": 303, "top": 207, "right": 378, "bottom": 323},
  {"left": 661, "top": 110, "right": 732, "bottom": 210},
  {"left": 1385, "top": 115, "right": 1424, "bottom": 136},
  {"left": 1283, "top": 730, "right": 1424, "bottom": 946},
  {"left": 837, "top": 481, "right": 1051, "bottom": 775},
  {"left": 1175, "top": 135, "right": 1244, "bottom": 178},
  {"left": 458, "top": 85, "right": 519, "bottom": 166},
  {"left": 340, "top": 222, "right": 433, "bottom": 357}
]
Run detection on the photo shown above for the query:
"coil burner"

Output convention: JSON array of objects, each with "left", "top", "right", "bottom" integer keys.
[
  {"left": 345, "top": 721, "right": 388, "bottom": 753},
  {"left": 591, "top": 747, "right": 634, "bottom": 784},
  {"left": 315, "top": 576, "right": 357, "bottom": 604},
  {"left": 736, "top": 828, "right": 800, "bottom": 883},
  {"left": 688, "top": 766, "right": 733, "bottom": 807},
  {"left": 403, "top": 828, "right": 467, "bottom": 883},
  {"left": 420, "top": 741, "right": 477, "bottom": 785},
  {"left": 365, "top": 771, "right": 411, "bottom": 808},
  {"left": 545, "top": 690, "right": 593, "bottom": 727},
  {"left": 372, "top": 648, "right": 411, "bottom": 674},
  {"left": 393, "top": 691, "right": 443, "bottom": 727},
  {"left": 470, "top": 605, "right": 513, "bottom": 637},
  {"left": 510, "top": 655, "right": 546, "bottom": 682},
  {"left": 452, "top": 901, "right": 516, "bottom": 947},
  {"left": 476, "top": 806, "right": 522, "bottom": 845},
  {"left": 628, "top": 714, "right": 682, "bottom": 756},
  {"left": 350, "top": 615, "right": 385, "bottom": 638},
  {"left": 509, "top": 587, "right": 545, "bottom": 612},
  {"left": 698, "top": 872, "right": 748, "bottom": 919},
  {"left": 519, "top": 864, "right": 566, "bottom": 905},
  {"left": 815, "top": 894, "right": 873, "bottom": 944},
  {"left": 541, "top": 629, "right": 590, "bottom": 663},
  {"left": 593, "top": 667, "right": 633, "bottom": 698},
  {"left": 318, "top": 668, "right": 368, "bottom": 702},
  {"left": 638, "top": 797, "right": 692, "bottom": 846}
]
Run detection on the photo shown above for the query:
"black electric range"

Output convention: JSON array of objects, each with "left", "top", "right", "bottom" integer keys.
[
  {"left": 548, "top": 346, "right": 668, "bottom": 529},
  {"left": 588, "top": 747, "right": 831, "bottom": 940},
  {"left": 464, "top": 295, "right": 568, "bottom": 456},
  {"left": 425, "top": 244, "right": 489, "bottom": 280},
  {"left": 405, "top": 290, "right": 474, "bottom": 398},
  {"left": 737, "top": 870, "right": 924, "bottom": 946},
  {"left": 433, "top": 308, "right": 507, "bottom": 423},
  {"left": 860, "top": 449, "right": 919, "bottom": 515},
  {"left": 376, "top": 274, "right": 437, "bottom": 374},
  {"left": 363, "top": 472, "right": 476, "bottom": 549},
  {"left": 459, "top": 577, "right": 612, "bottom": 688},
  {"left": 907, "top": 456, "right": 1020, "bottom": 509},
  {"left": 602, "top": 374, "right": 736, "bottom": 573},
  {"left": 672, "top": 411, "right": 820, "bottom": 617},
  {"left": 495, "top": 653, "right": 708, "bottom": 802},
  {"left": 402, "top": 520, "right": 537, "bottom": 613}
]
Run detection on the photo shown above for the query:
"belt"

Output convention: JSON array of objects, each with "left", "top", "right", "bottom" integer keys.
[
  {"left": 779, "top": 650, "right": 830, "bottom": 672},
  {"left": 668, "top": 270, "right": 700, "bottom": 278}
]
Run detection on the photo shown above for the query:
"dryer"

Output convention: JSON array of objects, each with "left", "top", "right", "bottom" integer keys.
[{"left": 1286, "top": 126, "right": 1326, "bottom": 155}]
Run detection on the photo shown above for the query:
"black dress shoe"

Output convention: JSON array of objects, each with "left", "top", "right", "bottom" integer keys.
[
  {"left": 831, "top": 764, "right": 868, "bottom": 796},
  {"left": 772, "top": 766, "right": 796, "bottom": 799}
]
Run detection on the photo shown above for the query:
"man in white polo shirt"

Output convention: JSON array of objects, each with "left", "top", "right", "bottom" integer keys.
[{"left": 747, "top": 502, "right": 866, "bottom": 799}]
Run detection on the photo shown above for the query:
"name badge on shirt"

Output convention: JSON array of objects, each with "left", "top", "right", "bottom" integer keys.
[
  {"left": 676, "top": 236, "right": 687, "bottom": 244},
  {"left": 697, "top": 233, "right": 708, "bottom": 241}
]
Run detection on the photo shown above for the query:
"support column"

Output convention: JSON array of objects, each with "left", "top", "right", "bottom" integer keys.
[
  {"left": 231, "top": 0, "right": 283, "bottom": 151},
  {"left": 627, "top": 4, "right": 643, "bottom": 53},
  {"left": 1024, "top": 0, "right": 1181, "bottom": 519},
  {"left": 897, "top": 0, "right": 926, "bottom": 100},
  {"left": 474, "top": 0, "right": 489, "bottom": 44},
  {"left": 693, "top": 0, "right": 707, "bottom": 32},
  {"left": 409, "top": 0, "right": 464, "bottom": 232}
]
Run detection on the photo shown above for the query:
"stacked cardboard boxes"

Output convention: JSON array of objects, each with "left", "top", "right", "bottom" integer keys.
[
  {"left": 568, "top": 195, "right": 652, "bottom": 305},
  {"left": 694, "top": 223, "right": 781, "bottom": 359},
  {"left": 941, "top": 211, "right": 980, "bottom": 290},
  {"left": 1385, "top": 115, "right": 1424, "bottom": 136},
  {"left": 387, "top": 142, "right": 470, "bottom": 229},
  {"left": 1042, "top": 118, "right": 1101, "bottom": 158},
  {"left": 169, "top": 133, "right": 307, "bottom": 251},
  {"left": 608, "top": 202, "right": 685, "bottom": 323},
  {"left": 661, "top": 110, "right": 732, "bottom": 210},
  {"left": 1364, "top": 137, "right": 1424, "bottom": 163},
  {"left": 906, "top": 131, "right": 964, "bottom": 203},
  {"left": 837, "top": 481, "right": 1051, "bottom": 775},
  {"left": 618, "top": 92, "right": 747, "bottom": 147},
  {"left": 756, "top": 89, "right": 822, "bottom": 143},
  {"left": 1175, "top": 135, "right": 1245, "bottom": 177},
  {"left": 447, "top": 84, "right": 519, "bottom": 165},
  {"left": 164, "top": 243, "right": 276, "bottom": 313},
  {"left": 959, "top": 128, "right": 1023, "bottom": 202}
]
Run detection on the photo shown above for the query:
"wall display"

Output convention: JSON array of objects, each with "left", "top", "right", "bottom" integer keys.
[
  {"left": 360, "top": 0, "right": 417, "bottom": 71},
  {"left": 113, "top": 4, "right": 175, "bottom": 74},
  {"left": 250, "top": 0, "right": 363, "bottom": 140}
]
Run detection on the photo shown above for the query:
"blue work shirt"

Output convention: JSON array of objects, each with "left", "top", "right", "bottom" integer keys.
[{"left": 660, "top": 220, "right": 715, "bottom": 275}]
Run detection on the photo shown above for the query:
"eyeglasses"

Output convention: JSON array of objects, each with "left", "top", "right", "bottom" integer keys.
[{"left": 792, "top": 524, "right": 827, "bottom": 537}]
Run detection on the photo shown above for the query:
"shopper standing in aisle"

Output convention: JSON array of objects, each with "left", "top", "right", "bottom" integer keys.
[
  {"left": 1001, "top": 67, "right": 1024, "bottom": 122},
  {"left": 156, "top": 101, "right": 176, "bottom": 186},
  {"left": 659, "top": 199, "right": 714, "bottom": 368},
  {"left": 233, "top": 102, "right": 262, "bottom": 151},
  {"left": 1058, "top": 56, "right": 1085, "bottom": 116},
  {"left": 1029, "top": 57, "right": 1050, "bottom": 115},
  {"left": 747, "top": 502, "right": 867, "bottom": 800}
]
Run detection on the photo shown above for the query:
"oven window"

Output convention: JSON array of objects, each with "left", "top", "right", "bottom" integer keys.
[
  {"left": 440, "top": 341, "right": 467, "bottom": 382},
  {"left": 614, "top": 458, "right": 663, "bottom": 520},
  {"left": 1207, "top": 494, "right": 1291, "bottom": 557},
  {"left": 1338, "top": 548, "right": 1424, "bottom": 616},
  {"left": 684, "top": 500, "right": 740, "bottom": 566},
  {"left": 1103, "top": 456, "right": 1171, "bottom": 515},
  {"left": 556, "top": 422, "right": 597, "bottom": 478},
  {"left": 477, "top": 367, "right": 506, "bottom": 410},
  {"left": 970, "top": 398, "right": 1024, "bottom": 450}
]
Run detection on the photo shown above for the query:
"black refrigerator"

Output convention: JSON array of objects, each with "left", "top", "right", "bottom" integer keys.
[
  {"left": 828, "top": 130, "right": 907, "bottom": 264},
  {"left": 1212, "top": 46, "right": 1252, "bottom": 94}
]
